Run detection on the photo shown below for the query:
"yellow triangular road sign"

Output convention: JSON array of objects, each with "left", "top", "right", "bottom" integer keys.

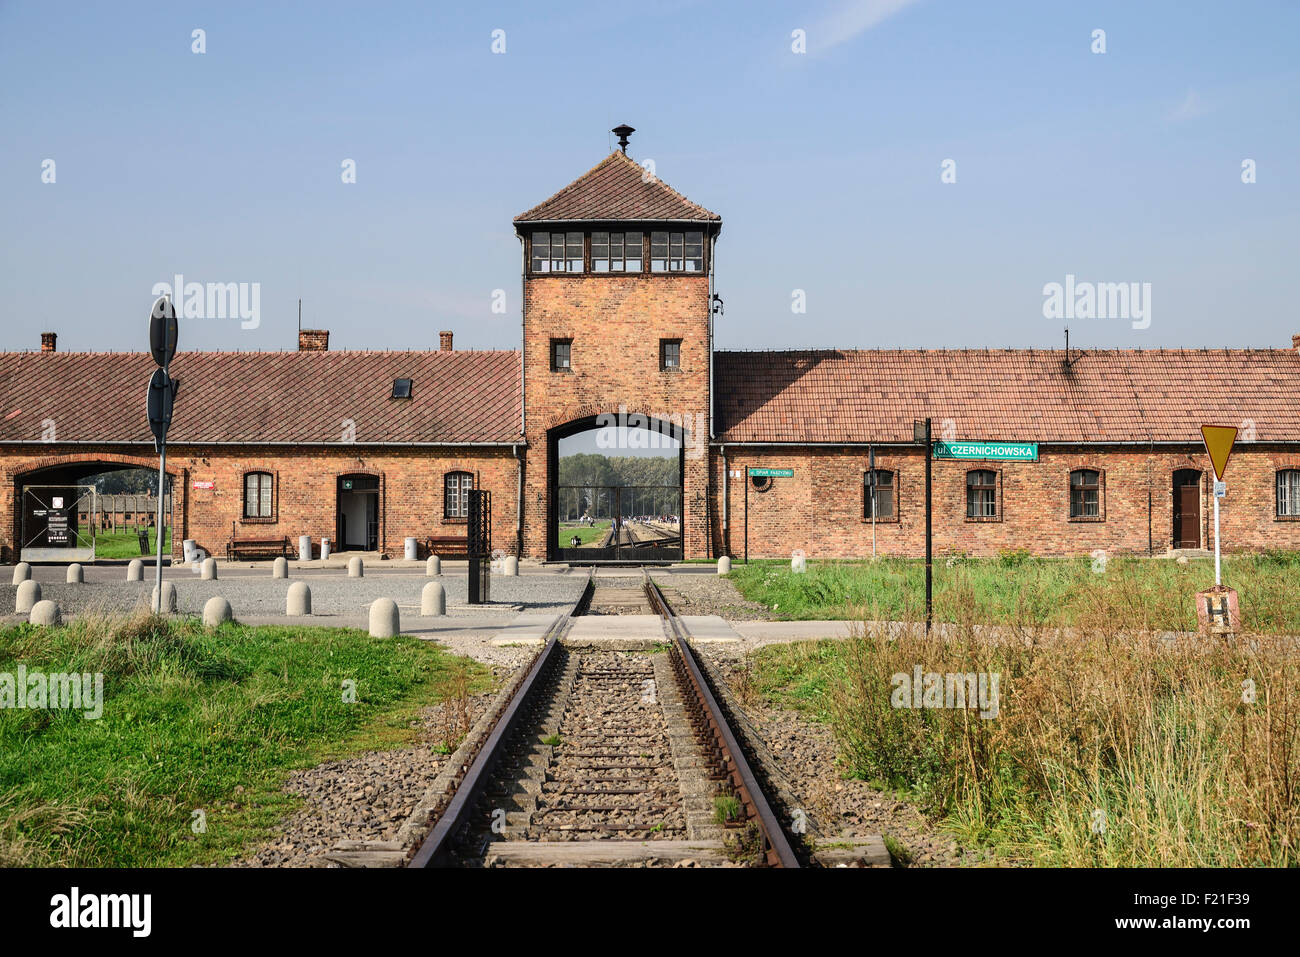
[{"left": 1200, "top": 425, "right": 1238, "bottom": 481}]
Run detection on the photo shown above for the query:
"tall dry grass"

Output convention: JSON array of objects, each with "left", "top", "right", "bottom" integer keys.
[{"left": 829, "top": 569, "right": 1300, "bottom": 866}]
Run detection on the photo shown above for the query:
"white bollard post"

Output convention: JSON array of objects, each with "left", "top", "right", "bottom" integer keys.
[
  {"left": 792, "top": 550, "right": 807, "bottom": 574},
  {"left": 718, "top": 556, "right": 731, "bottom": 575},
  {"left": 151, "top": 581, "right": 178, "bottom": 614},
  {"left": 15, "top": 580, "right": 41, "bottom": 614},
  {"left": 203, "top": 596, "right": 232, "bottom": 628},
  {"left": 421, "top": 581, "right": 446, "bottom": 616},
  {"left": 298, "top": 535, "right": 312, "bottom": 562},
  {"left": 201, "top": 557, "right": 218, "bottom": 580},
  {"left": 65, "top": 563, "right": 84, "bottom": 584},
  {"left": 127, "top": 559, "right": 144, "bottom": 582},
  {"left": 348, "top": 556, "right": 364, "bottom": 578},
  {"left": 426, "top": 555, "right": 441, "bottom": 576},
  {"left": 503, "top": 555, "right": 519, "bottom": 576},
  {"left": 286, "top": 581, "right": 311, "bottom": 616},
  {"left": 273, "top": 557, "right": 289, "bottom": 579},
  {"left": 369, "top": 597, "right": 400, "bottom": 638},
  {"left": 29, "top": 600, "right": 61, "bottom": 627},
  {"left": 12, "top": 562, "right": 31, "bottom": 584}
]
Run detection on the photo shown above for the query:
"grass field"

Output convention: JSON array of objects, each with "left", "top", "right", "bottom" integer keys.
[
  {"left": 726, "top": 552, "right": 1300, "bottom": 634},
  {"left": 740, "top": 611, "right": 1300, "bottom": 866},
  {"left": 91, "top": 528, "right": 172, "bottom": 560},
  {"left": 558, "top": 519, "right": 610, "bottom": 547},
  {"left": 0, "top": 613, "right": 490, "bottom": 867}
]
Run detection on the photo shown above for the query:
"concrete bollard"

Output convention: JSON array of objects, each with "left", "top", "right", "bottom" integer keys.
[
  {"left": 421, "top": 581, "right": 446, "bottom": 616},
  {"left": 503, "top": 555, "right": 519, "bottom": 576},
  {"left": 29, "top": 599, "right": 61, "bottom": 627},
  {"left": 273, "top": 556, "right": 288, "bottom": 579},
  {"left": 203, "top": 596, "right": 232, "bottom": 628},
  {"left": 718, "top": 556, "right": 731, "bottom": 575},
  {"left": 791, "top": 550, "right": 808, "bottom": 574},
  {"left": 11, "top": 562, "right": 31, "bottom": 585},
  {"left": 151, "top": 581, "right": 178, "bottom": 614},
  {"left": 127, "top": 559, "right": 144, "bottom": 582},
  {"left": 404, "top": 537, "right": 418, "bottom": 561},
  {"left": 201, "top": 557, "right": 218, "bottom": 580},
  {"left": 426, "top": 556, "right": 441, "bottom": 576},
  {"left": 298, "top": 535, "right": 312, "bottom": 562},
  {"left": 348, "top": 556, "right": 364, "bottom": 578},
  {"left": 15, "top": 580, "right": 41, "bottom": 614},
  {"left": 66, "top": 563, "right": 84, "bottom": 584},
  {"left": 320, "top": 538, "right": 331, "bottom": 560},
  {"left": 369, "top": 597, "right": 400, "bottom": 638},
  {"left": 286, "top": 581, "right": 311, "bottom": 616}
]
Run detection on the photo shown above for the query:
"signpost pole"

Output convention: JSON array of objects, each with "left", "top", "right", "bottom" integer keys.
[
  {"left": 743, "top": 468, "right": 749, "bottom": 565},
  {"left": 1213, "top": 492, "right": 1221, "bottom": 587},
  {"left": 925, "top": 418, "right": 932, "bottom": 634},
  {"left": 869, "top": 445, "right": 876, "bottom": 560},
  {"left": 154, "top": 443, "right": 166, "bottom": 612}
]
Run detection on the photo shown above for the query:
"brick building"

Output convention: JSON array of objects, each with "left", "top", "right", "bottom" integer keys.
[{"left": 2, "top": 136, "right": 1299, "bottom": 562}]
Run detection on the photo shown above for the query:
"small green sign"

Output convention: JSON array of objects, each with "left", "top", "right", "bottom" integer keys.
[
  {"left": 749, "top": 467, "right": 794, "bottom": 477},
  {"left": 342, "top": 479, "right": 353, "bottom": 490},
  {"left": 932, "top": 441, "right": 1038, "bottom": 462}
]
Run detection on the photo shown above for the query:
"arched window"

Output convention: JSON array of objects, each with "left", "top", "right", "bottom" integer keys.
[
  {"left": 1278, "top": 470, "right": 1300, "bottom": 518},
  {"left": 1069, "top": 468, "right": 1102, "bottom": 519},
  {"left": 966, "top": 470, "right": 998, "bottom": 520},
  {"left": 243, "top": 471, "right": 273, "bottom": 519},
  {"left": 444, "top": 471, "right": 473, "bottom": 519},
  {"left": 864, "top": 469, "right": 896, "bottom": 520}
]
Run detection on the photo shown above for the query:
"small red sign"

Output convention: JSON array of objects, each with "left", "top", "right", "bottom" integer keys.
[{"left": 192, "top": 480, "right": 215, "bottom": 490}]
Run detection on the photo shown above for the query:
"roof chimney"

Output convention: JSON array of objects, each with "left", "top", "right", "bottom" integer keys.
[
  {"left": 298, "top": 328, "right": 329, "bottom": 352},
  {"left": 612, "top": 124, "right": 635, "bottom": 154},
  {"left": 1293, "top": 333, "right": 1300, "bottom": 351},
  {"left": 439, "top": 330, "right": 453, "bottom": 352},
  {"left": 40, "top": 332, "right": 57, "bottom": 353}
]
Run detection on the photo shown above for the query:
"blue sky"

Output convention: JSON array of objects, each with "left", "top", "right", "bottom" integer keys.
[{"left": 2, "top": 0, "right": 1298, "bottom": 354}]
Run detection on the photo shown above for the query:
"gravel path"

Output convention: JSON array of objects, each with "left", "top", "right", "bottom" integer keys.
[
  {"left": 649, "top": 571, "right": 774, "bottom": 621},
  {"left": 701, "top": 644, "right": 996, "bottom": 868},
  {"left": 1, "top": 573, "right": 589, "bottom": 619}
]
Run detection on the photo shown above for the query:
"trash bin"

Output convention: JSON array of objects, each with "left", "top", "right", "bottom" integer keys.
[
  {"left": 298, "top": 535, "right": 312, "bottom": 562},
  {"left": 404, "top": 537, "right": 418, "bottom": 561},
  {"left": 320, "top": 538, "right": 331, "bottom": 561},
  {"left": 183, "top": 539, "right": 198, "bottom": 563}
]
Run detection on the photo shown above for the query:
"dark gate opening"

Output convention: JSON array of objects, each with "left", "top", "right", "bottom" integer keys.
[
  {"left": 1173, "top": 469, "right": 1202, "bottom": 549},
  {"left": 548, "top": 413, "right": 685, "bottom": 564},
  {"left": 337, "top": 474, "right": 379, "bottom": 551}
]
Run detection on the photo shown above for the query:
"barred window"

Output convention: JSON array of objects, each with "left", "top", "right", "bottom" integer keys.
[
  {"left": 966, "top": 470, "right": 997, "bottom": 520},
  {"left": 1278, "top": 470, "right": 1300, "bottom": 517},
  {"left": 592, "top": 231, "right": 643, "bottom": 273},
  {"left": 1069, "top": 469, "right": 1101, "bottom": 519},
  {"left": 864, "top": 470, "right": 895, "bottom": 520},
  {"left": 531, "top": 231, "right": 584, "bottom": 273},
  {"left": 444, "top": 472, "right": 473, "bottom": 519},
  {"left": 650, "top": 230, "right": 704, "bottom": 273},
  {"left": 243, "top": 471, "right": 272, "bottom": 519}
]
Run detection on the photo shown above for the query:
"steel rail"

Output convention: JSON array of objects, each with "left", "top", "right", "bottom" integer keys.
[
  {"left": 408, "top": 570, "right": 592, "bottom": 868},
  {"left": 643, "top": 574, "right": 801, "bottom": 868}
]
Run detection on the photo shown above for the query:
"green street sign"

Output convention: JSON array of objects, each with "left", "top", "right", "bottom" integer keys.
[
  {"left": 932, "top": 441, "right": 1038, "bottom": 462},
  {"left": 748, "top": 468, "right": 794, "bottom": 478}
]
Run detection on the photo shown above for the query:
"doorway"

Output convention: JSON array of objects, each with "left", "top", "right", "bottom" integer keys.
[
  {"left": 337, "top": 474, "right": 379, "bottom": 551},
  {"left": 1172, "top": 469, "right": 1202, "bottom": 549}
]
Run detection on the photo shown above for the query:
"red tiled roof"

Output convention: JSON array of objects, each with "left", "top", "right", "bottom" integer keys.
[
  {"left": 714, "top": 349, "right": 1300, "bottom": 444},
  {"left": 514, "top": 152, "right": 721, "bottom": 224},
  {"left": 0, "top": 350, "right": 522, "bottom": 445}
]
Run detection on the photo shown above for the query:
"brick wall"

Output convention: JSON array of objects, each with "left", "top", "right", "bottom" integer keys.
[
  {"left": 521, "top": 274, "right": 711, "bottom": 559},
  {"left": 1, "top": 444, "right": 521, "bottom": 562},
  {"left": 711, "top": 445, "right": 1300, "bottom": 558}
]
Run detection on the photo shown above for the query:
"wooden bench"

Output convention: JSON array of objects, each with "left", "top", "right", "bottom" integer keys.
[
  {"left": 226, "top": 522, "right": 290, "bottom": 561},
  {"left": 424, "top": 535, "right": 469, "bottom": 558}
]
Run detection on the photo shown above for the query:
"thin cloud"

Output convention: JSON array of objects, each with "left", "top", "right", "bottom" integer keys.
[{"left": 810, "top": 0, "right": 924, "bottom": 54}]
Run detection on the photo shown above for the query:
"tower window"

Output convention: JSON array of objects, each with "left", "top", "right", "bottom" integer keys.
[
  {"left": 650, "top": 231, "right": 704, "bottom": 273},
  {"left": 531, "top": 231, "right": 584, "bottom": 273},
  {"left": 660, "top": 339, "right": 681, "bottom": 371},
  {"left": 592, "top": 231, "right": 643, "bottom": 273},
  {"left": 551, "top": 339, "right": 572, "bottom": 371}
]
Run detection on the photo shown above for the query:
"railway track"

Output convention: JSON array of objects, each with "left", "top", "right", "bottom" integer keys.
[{"left": 407, "top": 572, "right": 801, "bottom": 868}]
